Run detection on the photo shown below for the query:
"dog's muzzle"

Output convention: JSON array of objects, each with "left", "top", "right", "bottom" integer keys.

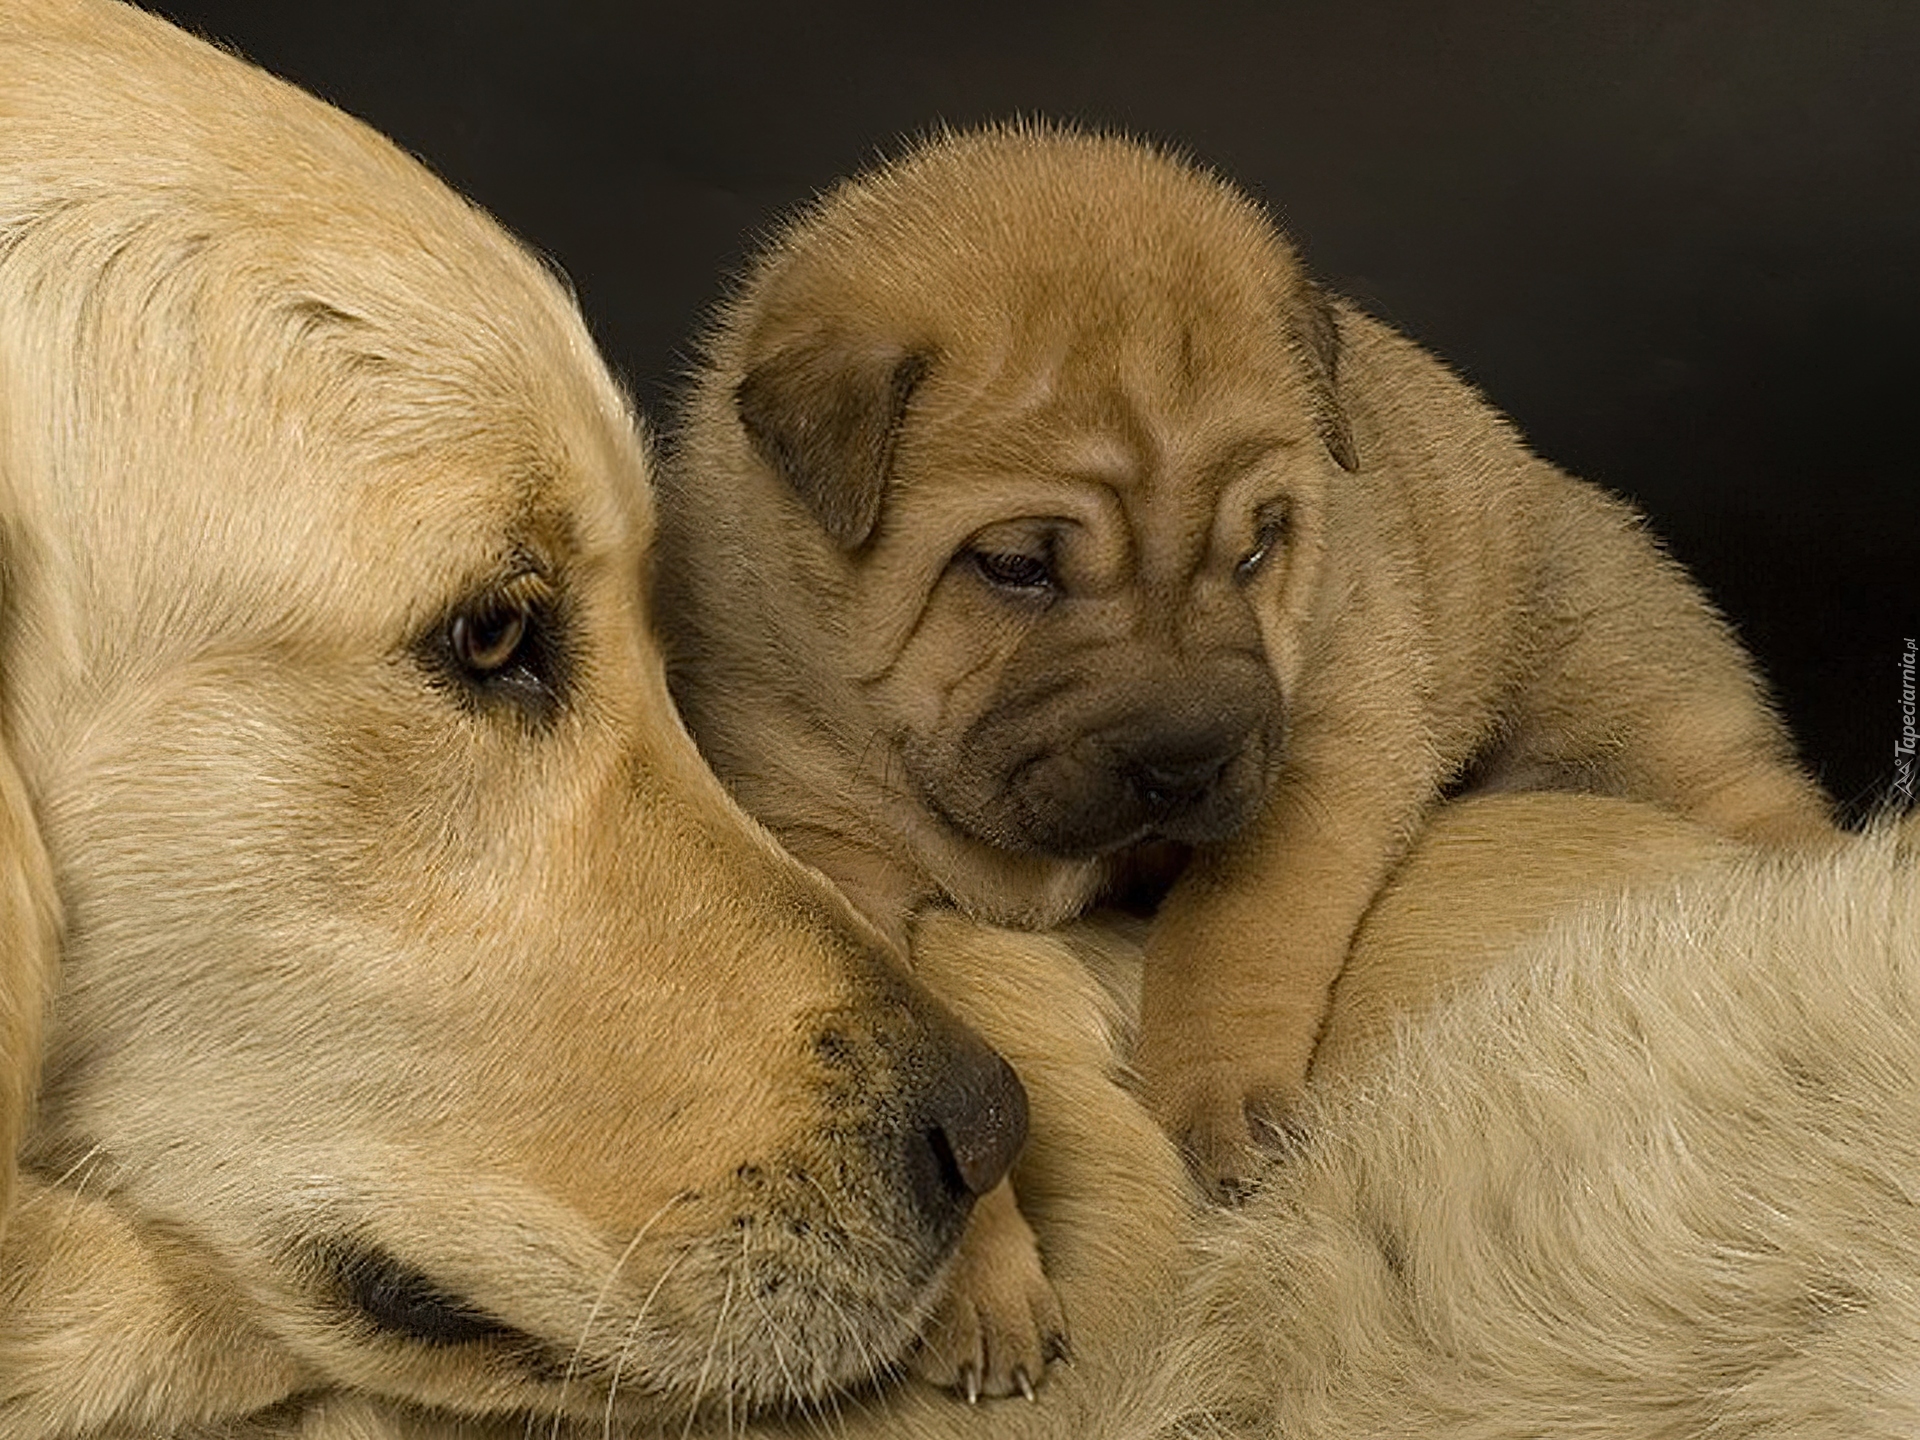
[{"left": 813, "top": 975, "right": 1030, "bottom": 1248}]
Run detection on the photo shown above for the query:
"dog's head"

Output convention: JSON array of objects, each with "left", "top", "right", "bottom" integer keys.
[
  {"left": 675, "top": 125, "right": 1356, "bottom": 924},
  {"left": 0, "top": 5, "right": 1025, "bottom": 1430}
]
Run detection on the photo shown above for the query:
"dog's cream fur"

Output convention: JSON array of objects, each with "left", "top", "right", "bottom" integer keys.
[
  {"left": 1156, "top": 797, "right": 1920, "bottom": 1439},
  {"left": 1, "top": 1, "right": 1039, "bottom": 1432},
  {"left": 7, "top": 6, "right": 1919, "bottom": 1439},
  {"left": 128, "top": 794, "right": 1920, "bottom": 1440}
]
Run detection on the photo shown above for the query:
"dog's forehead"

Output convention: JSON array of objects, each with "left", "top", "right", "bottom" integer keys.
[
  {"left": 0, "top": 5, "right": 654, "bottom": 640},
  {"left": 30, "top": 235, "right": 646, "bottom": 646},
  {"left": 279, "top": 276, "right": 647, "bottom": 563}
]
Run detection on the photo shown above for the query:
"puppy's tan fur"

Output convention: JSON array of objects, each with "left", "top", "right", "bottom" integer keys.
[
  {"left": 655, "top": 123, "right": 1832, "bottom": 1383},
  {"left": 658, "top": 123, "right": 1831, "bottom": 1190},
  {"left": 1, "top": 2, "right": 1034, "bottom": 1432}
]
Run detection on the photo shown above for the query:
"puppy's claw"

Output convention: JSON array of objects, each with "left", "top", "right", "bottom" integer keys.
[
  {"left": 912, "top": 1179, "right": 1065, "bottom": 1400},
  {"left": 1152, "top": 1071, "right": 1305, "bottom": 1205},
  {"left": 1207, "top": 1166, "right": 1262, "bottom": 1207},
  {"left": 1178, "top": 1117, "right": 1265, "bottom": 1206}
]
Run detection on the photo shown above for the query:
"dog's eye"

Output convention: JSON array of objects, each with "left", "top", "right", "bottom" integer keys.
[
  {"left": 427, "top": 572, "right": 569, "bottom": 726},
  {"left": 970, "top": 549, "right": 1056, "bottom": 596},
  {"left": 1235, "top": 510, "right": 1288, "bottom": 581},
  {"left": 450, "top": 604, "right": 528, "bottom": 675}
]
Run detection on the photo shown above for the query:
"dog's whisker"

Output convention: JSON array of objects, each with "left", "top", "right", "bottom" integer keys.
[
  {"left": 44, "top": 1144, "right": 110, "bottom": 1234},
  {"left": 822, "top": 1291, "right": 897, "bottom": 1430},
  {"left": 547, "top": 1189, "right": 692, "bottom": 1440},
  {"left": 680, "top": 1270, "right": 736, "bottom": 1440},
  {"left": 723, "top": 1228, "right": 747, "bottom": 1439},
  {"left": 793, "top": 1167, "right": 870, "bottom": 1246},
  {"left": 48, "top": 1142, "right": 106, "bottom": 1194},
  {"left": 728, "top": 1324, "right": 743, "bottom": 1440},
  {"left": 737, "top": 1230, "right": 807, "bottom": 1410},
  {"left": 604, "top": 1244, "right": 693, "bottom": 1440}
]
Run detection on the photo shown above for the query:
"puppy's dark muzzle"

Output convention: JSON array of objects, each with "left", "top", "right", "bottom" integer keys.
[
  {"left": 1005, "top": 719, "right": 1272, "bottom": 857},
  {"left": 1119, "top": 735, "right": 1264, "bottom": 845},
  {"left": 1128, "top": 744, "right": 1237, "bottom": 820}
]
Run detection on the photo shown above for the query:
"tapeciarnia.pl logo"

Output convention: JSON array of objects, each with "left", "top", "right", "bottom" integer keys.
[{"left": 1896, "top": 637, "right": 1917, "bottom": 803}]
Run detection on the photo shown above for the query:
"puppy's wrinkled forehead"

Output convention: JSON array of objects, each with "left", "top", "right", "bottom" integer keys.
[
  {"left": 749, "top": 126, "right": 1327, "bottom": 489},
  {"left": 787, "top": 127, "right": 1301, "bottom": 341}
]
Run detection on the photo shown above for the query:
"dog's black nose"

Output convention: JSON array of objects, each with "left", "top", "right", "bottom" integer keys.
[
  {"left": 815, "top": 976, "right": 1031, "bottom": 1243},
  {"left": 924, "top": 1042, "right": 1028, "bottom": 1197},
  {"left": 903, "top": 1020, "right": 1029, "bottom": 1225}
]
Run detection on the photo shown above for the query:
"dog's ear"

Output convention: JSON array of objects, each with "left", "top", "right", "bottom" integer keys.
[
  {"left": 0, "top": 655, "right": 59, "bottom": 1246},
  {"left": 1289, "top": 283, "right": 1358, "bottom": 473},
  {"left": 735, "top": 331, "right": 933, "bottom": 549}
]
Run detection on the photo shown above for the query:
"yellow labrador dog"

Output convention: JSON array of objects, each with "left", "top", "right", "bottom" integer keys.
[{"left": 0, "top": 1, "right": 1037, "bottom": 1432}]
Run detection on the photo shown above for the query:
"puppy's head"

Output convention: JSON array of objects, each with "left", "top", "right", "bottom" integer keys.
[
  {"left": 0, "top": 6, "right": 1024, "bottom": 1429},
  {"left": 679, "top": 124, "right": 1354, "bottom": 921}
]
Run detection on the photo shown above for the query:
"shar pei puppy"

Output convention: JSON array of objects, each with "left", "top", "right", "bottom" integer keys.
[{"left": 653, "top": 123, "right": 1834, "bottom": 1385}]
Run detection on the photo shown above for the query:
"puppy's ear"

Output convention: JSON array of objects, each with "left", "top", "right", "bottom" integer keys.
[
  {"left": 0, "top": 677, "right": 59, "bottom": 1246},
  {"left": 1289, "top": 283, "right": 1358, "bottom": 473},
  {"left": 735, "top": 332, "right": 933, "bottom": 549}
]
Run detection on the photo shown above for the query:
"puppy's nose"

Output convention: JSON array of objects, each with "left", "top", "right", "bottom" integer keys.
[
  {"left": 904, "top": 1022, "right": 1029, "bottom": 1225},
  {"left": 1130, "top": 747, "right": 1234, "bottom": 814}
]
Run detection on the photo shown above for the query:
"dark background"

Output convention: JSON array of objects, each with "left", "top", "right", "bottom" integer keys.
[{"left": 148, "top": 1, "right": 1920, "bottom": 820}]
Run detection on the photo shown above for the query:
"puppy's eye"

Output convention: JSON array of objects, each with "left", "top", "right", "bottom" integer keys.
[
  {"left": 970, "top": 549, "right": 1056, "bottom": 595},
  {"left": 1235, "top": 510, "right": 1289, "bottom": 581}
]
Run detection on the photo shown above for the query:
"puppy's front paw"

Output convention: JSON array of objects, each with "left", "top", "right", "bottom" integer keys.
[
  {"left": 913, "top": 1179, "right": 1068, "bottom": 1402},
  {"left": 1144, "top": 1061, "right": 1307, "bottom": 1205}
]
